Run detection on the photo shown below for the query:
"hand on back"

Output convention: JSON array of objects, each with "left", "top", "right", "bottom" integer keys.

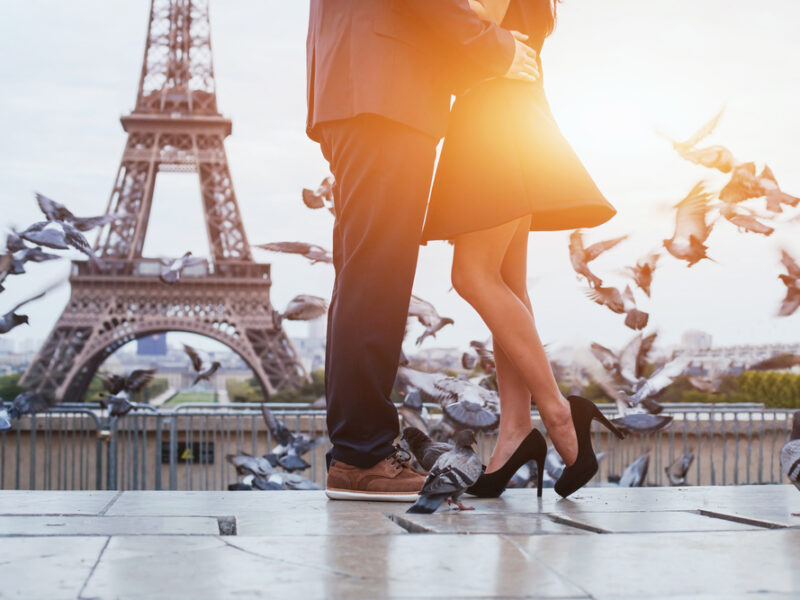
[{"left": 504, "top": 31, "right": 540, "bottom": 83}]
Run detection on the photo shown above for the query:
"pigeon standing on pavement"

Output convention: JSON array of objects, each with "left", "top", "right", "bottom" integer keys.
[
  {"left": 402, "top": 426, "right": 451, "bottom": 471},
  {"left": 407, "top": 429, "right": 482, "bottom": 514}
]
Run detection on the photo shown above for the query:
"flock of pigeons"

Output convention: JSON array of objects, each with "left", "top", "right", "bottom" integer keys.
[{"left": 225, "top": 404, "right": 321, "bottom": 491}]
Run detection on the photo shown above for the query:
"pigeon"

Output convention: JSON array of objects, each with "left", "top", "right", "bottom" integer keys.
[
  {"left": 99, "top": 391, "right": 136, "bottom": 417},
  {"left": 0, "top": 404, "right": 11, "bottom": 432},
  {"left": 469, "top": 339, "right": 496, "bottom": 373},
  {"left": 5, "top": 391, "right": 52, "bottom": 422},
  {"left": 19, "top": 221, "right": 105, "bottom": 267},
  {"left": 444, "top": 398, "right": 499, "bottom": 431},
  {"left": 758, "top": 165, "right": 800, "bottom": 211},
  {"left": 98, "top": 368, "right": 155, "bottom": 417},
  {"left": 408, "top": 295, "right": 454, "bottom": 345},
  {"left": 401, "top": 370, "right": 499, "bottom": 432},
  {"left": 679, "top": 144, "right": 739, "bottom": 173},
  {"left": 0, "top": 284, "right": 58, "bottom": 334},
  {"left": 266, "top": 471, "right": 321, "bottom": 490},
  {"left": 687, "top": 374, "right": 727, "bottom": 393},
  {"left": 35, "top": 192, "right": 125, "bottom": 232},
  {"left": 620, "top": 251, "right": 660, "bottom": 297},
  {"left": 0, "top": 254, "right": 12, "bottom": 292},
  {"left": 662, "top": 182, "right": 716, "bottom": 267},
  {"left": 274, "top": 295, "right": 328, "bottom": 328},
  {"left": 748, "top": 354, "right": 800, "bottom": 371},
  {"left": 100, "top": 369, "right": 156, "bottom": 396},
  {"left": 779, "top": 412, "right": 800, "bottom": 499},
  {"left": 402, "top": 426, "right": 451, "bottom": 471},
  {"left": 253, "top": 241, "right": 333, "bottom": 265},
  {"left": 398, "top": 389, "right": 430, "bottom": 432},
  {"left": 568, "top": 230, "right": 628, "bottom": 288},
  {"left": 659, "top": 106, "right": 725, "bottom": 155},
  {"left": 461, "top": 351, "right": 478, "bottom": 370},
  {"left": 261, "top": 404, "right": 320, "bottom": 472},
  {"left": 302, "top": 175, "right": 335, "bottom": 213},
  {"left": 159, "top": 251, "right": 206, "bottom": 283},
  {"left": 584, "top": 284, "right": 649, "bottom": 330},
  {"left": 183, "top": 344, "right": 221, "bottom": 386},
  {"left": 611, "top": 413, "right": 673, "bottom": 435},
  {"left": 716, "top": 201, "right": 774, "bottom": 236},
  {"left": 6, "top": 231, "right": 61, "bottom": 276},
  {"left": 718, "top": 162, "right": 763, "bottom": 205},
  {"left": 777, "top": 249, "right": 800, "bottom": 317},
  {"left": 665, "top": 449, "right": 695, "bottom": 486},
  {"left": 618, "top": 453, "right": 649, "bottom": 487},
  {"left": 227, "top": 453, "right": 275, "bottom": 479},
  {"left": 407, "top": 429, "right": 482, "bottom": 513}
]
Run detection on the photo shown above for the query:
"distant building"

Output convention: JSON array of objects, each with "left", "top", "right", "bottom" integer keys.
[
  {"left": 674, "top": 342, "right": 800, "bottom": 376},
  {"left": 137, "top": 334, "right": 167, "bottom": 356},
  {"left": 681, "top": 330, "right": 712, "bottom": 351},
  {"left": 0, "top": 338, "right": 14, "bottom": 354}
]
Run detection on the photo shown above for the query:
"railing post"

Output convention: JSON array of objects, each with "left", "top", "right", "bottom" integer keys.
[
  {"left": 169, "top": 416, "right": 178, "bottom": 490},
  {"left": 106, "top": 419, "right": 118, "bottom": 491}
]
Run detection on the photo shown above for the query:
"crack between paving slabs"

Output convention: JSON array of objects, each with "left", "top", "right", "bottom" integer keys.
[{"left": 77, "top": 536, "right": 111, "bottom": 600}]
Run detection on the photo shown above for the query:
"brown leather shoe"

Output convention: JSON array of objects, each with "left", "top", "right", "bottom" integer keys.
[{"left": 326, "top": 446, "right": 425, "bottom": 501}]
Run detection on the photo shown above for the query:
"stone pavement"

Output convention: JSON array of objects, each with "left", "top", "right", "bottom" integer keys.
[{"left": 0, "top": 486, "right": 798, "bottom": 599}]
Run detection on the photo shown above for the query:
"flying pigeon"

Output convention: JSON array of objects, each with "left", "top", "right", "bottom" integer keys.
[
  {"left": 302, "top": 176, "right": 335, "bottom": 215},
  {"left": 253, "top": 241, "right": 332, "bottom": 265},
  {"left": 0, "top": 280, "right": 63, "bottom": 334},
  {"left": 407, "top": 429, "right": 482, "bottom": 513},
  {"left": 35, "top": 192, "right": 126, "bottom": 232},
  {"left": 665, "top": 449, "right": 695, "bottom": 486},
  {"left": 662, "top": 182, "right": 716, "bottom": 267},
  {"left": 620, "top": 251, "right": 660, "bottom": 297},
  {"left": 408, "top": 295, "right": 454, "bottom": 346},
  {"left": 659, "top": 106, "right": 726, "bottom": 155},
  {"left": 583, "top": 283, "right": 649, "bottom": 330},
  {"left": 3, "top": 391, "right": 52, "bottom": 426},
  {"left": 274, "top": 295, "right": 328, "bottom": 328},
  {"left": 568, "top": 230, "right": 628, "bottom": 288},
  {"left": 183, "top": 344, "right": 221, "bottom": 386},
  {"left": 618, "top": 452, "right": 649, "bottom": 487},
  {"left": 19, "top": 220, "right": 105, "bottom": 267}
]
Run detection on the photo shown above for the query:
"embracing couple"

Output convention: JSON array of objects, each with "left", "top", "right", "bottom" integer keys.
[{"left": 306, "top": 0, "right": 620, "bottom": 503}]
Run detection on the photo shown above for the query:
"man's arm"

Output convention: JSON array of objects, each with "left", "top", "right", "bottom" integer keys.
[
  {"left": 467, "top": 0, "right": 511, "bottom": 25},
  {"left": 401, "top": 0, "right": 537, "bottom": 82}
]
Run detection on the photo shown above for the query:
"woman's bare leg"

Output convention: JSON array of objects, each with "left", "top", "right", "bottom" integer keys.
[{"left": 452, "top": 217, "right": 578, "bottom": 466}]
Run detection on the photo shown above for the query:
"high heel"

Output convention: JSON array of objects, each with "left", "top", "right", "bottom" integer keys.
[
  {"left": 466, "top": 429, "right": 547, "bottom": 498},
  {"left": 554, "top": 395, "right": 625, "bottom": 498}
]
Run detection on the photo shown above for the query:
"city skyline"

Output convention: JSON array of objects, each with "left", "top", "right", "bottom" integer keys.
[{"left": 1, "top": 1, "right": 799, "bottom": 365}]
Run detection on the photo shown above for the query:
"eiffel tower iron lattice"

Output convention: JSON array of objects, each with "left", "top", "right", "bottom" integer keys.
[{"left": 21, "top": 0, "right": 309, "bottom": 401}]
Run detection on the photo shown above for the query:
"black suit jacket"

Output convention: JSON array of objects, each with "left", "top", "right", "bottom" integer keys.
[{"left": 306, "top": 0, "right": 516, "bottom": 142}]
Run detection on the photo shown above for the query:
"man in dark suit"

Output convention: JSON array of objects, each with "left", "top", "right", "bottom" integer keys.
[{"left": 307, "top": 0, "right": 540, "bottom": 501}]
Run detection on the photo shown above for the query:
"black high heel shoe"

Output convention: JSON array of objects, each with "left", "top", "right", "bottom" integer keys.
[
  {"left": 466, "top": 429, "right": 547, "bottom": 498},
  {"left": 554, "top": 395, "right": 626, "bottom": 498}
]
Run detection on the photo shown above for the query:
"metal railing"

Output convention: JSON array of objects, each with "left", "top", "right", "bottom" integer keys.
[{"left": 0, "top": 402, "right": 795, "bottom": 491}]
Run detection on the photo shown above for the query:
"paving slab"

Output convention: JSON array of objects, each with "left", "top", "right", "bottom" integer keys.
[
  {"left": 393, "top": 512, "right": 587, "bottom": 535},
  {"left": 0, "top": 515, "right": 222, "bottom": 536},
  {"left": 0, "top": 536, "right": 107, "bottom": 600},
  {"left": 235, "top": 510, "right": 407, "bottom": 536},
  {"left": 520, "top": 529, "right": 800, "bottom": 599},
  {"left": 0, "top": 490, "right": 118, "bottom": 515},
  {"left": 549, "top": 509, "right": 763, "bottom": 533}
]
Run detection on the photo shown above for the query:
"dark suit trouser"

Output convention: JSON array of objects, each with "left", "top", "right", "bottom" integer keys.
[{"left": 317, "top": 114, "right": 438, "bottom": 469}]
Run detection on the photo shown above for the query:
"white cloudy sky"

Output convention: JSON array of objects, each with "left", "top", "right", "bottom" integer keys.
[{"left": 1, "top": 0, "right": 799, "bottom": 360}]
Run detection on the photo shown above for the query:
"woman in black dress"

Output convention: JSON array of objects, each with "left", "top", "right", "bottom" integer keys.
[{"left": 421, "top": 0, "right": 624, "bottom": 498}]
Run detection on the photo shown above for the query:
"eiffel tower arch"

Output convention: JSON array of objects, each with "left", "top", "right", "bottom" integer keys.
[{"left": 21, "top": 0, "right": 308, "bottom": 401}]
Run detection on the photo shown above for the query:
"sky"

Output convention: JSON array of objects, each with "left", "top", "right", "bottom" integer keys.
[{"left": 1, "top": 0, "right": 799, "bottom": 362}]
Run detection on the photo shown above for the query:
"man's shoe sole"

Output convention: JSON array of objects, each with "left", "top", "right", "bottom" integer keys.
[{"left": 325, "top": 488, "right": 419, "bottom": 502}]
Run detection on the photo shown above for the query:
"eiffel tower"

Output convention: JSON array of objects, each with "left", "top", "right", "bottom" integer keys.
[{"left": 20, "top": 0, "right": 308, "bottom": 401}]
